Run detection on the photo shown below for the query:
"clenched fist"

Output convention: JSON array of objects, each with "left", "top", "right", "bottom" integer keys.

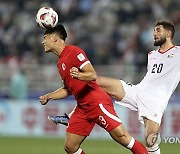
[
  {"left": 39, "top": 94, "right": 49, "bottom": 105},
  {"left": 70, "top": 67, "right": 79, "bottom": 78}
]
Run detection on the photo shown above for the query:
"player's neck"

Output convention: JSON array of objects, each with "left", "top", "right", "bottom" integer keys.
[
  {"left": 55, "top": 42, "right": 66, "bottom": 56},
  {"left": 159, "top": 41, "right": 174, "bottom": 53}
]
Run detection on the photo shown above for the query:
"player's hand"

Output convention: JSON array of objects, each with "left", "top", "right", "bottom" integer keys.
[
  {"left": 39, "top": 94, "right": 49, "bottom": 105},
  {"left": 70, "top": 67, "right": 79, "bottom": 79}
]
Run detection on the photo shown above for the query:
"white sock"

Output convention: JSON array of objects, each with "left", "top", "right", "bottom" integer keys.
[
  {"left": 147, "top": 144, "right": 160, "bottom": 154},
  {"left": 74, "top": 148, "right": 83, "bottom": 154},
  {"left": 126, "top": 137, "right": 135, "bottom": 149}
]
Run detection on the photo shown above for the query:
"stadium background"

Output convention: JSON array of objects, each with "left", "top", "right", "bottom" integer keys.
[{"left": 0, "top": 0, "right": 180, "bottom": 153}]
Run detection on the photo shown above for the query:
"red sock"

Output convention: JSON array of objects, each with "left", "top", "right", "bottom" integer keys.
[
  {"left": 81, "top": 151, "right": 85, "bottom": 154},
  {"left": 131, "top": 140, "right": 148, "bottom": 154}
]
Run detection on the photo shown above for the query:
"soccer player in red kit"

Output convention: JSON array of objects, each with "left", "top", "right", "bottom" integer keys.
[{"left": 39, "top": 24, "right": 148, "bottom": 154}]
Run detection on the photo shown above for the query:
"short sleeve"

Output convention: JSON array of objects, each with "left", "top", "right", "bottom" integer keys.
[{"left": 72, "top": 47, "right": 91, "bottom": 70}]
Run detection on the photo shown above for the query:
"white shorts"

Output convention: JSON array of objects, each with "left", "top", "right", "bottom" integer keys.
[{"left": 115, "top": 80, "right": 165, "bottom": 125}]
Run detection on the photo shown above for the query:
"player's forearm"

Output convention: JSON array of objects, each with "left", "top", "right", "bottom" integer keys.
[
  {"left": 47, "top": 87, "right": 70, "bottom": 100},
  {"left": 77, "top": 71, "right": 97, "bottom": 81},
  {"left": 70, "top": 66, "right": 97, "bottom": 81}
]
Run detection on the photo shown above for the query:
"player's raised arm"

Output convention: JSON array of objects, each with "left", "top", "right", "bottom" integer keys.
[
  {"left": 70, "top": 63, "right": 97, "bottom": 81},
  {"left": 39, "top": 86, "right": 71, "bottom": 105}
]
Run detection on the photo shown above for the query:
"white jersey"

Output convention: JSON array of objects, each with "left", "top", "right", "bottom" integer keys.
[
  {"left": 137, "top": 46, "right": 180, "bottom": 109},
  {"left": 115, "top": 46, "right": 180, "bottom": 124}
]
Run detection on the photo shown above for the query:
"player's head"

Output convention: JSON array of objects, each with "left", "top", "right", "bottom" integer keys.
[
  {"left": 153, "top": 20, "right": 175, "bottom": 46},
  {"left": 44, "top": 24, "right": 67, "bottom": 41},
  {"left": 42, "top": 24, "right": 67, "bottom": 53}
]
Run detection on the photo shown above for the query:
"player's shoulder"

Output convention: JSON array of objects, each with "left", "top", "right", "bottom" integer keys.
[
  {"left": 66, "top": 45, "right": 88, "bottom": 62},
  {"left": 174, "top": 46, "right": 180, "bottom": 50},
  {"left": 174, "top": 46, "right": 180, "bottom": 57},
  {"left": 171, "top": 46, "right": 180, "bottom": 56},
  {"left": 174, "top": 45, "right": 180, "bottom": 48},
  {"left": 67, "top": 45, "right": 84, "bottom": 52},
  {"left": 64, "top": 45, "right": 84, "bottom": 57},
  {"left": 148, "top": 49, "right": 157, "bottom": 55}
]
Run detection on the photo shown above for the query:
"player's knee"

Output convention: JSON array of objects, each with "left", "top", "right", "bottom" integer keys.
[
  {"left": 64, "top": 143, "right": 79, "bottom": 153},
  {"left": 146, "top": 133, "right": 161, "bottom": 148}
]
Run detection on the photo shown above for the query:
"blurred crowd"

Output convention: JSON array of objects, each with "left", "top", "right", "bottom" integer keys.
[
  {"left": 0, "top": 0, "right": 180, "bottom": 99},
  {"left": 0, "top": 0, "right": 180, "bottom": 71}
]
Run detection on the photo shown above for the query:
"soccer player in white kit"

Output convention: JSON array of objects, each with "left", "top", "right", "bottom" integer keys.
[{"left": 97, "top": 20, "right": 180, "bottom": 154}]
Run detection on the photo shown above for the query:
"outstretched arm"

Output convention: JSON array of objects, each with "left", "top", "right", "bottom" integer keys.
[
  {"left": 96, "top": 76, "right": 125, "bottom": 101},
  {"left": 39, "top": 86, "right": 71, "bottom": 105}
]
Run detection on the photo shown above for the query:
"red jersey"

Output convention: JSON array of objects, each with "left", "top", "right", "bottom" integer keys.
[{"left": 57, "top": 45, "right": 111, "bottom": 107}]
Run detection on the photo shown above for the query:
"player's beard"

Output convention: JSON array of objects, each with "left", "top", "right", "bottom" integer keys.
[{"left": 154, "top": 36, "right": 166, "bottom": 46}]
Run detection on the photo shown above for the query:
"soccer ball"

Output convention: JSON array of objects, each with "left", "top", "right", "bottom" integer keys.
[{"left": 36, "top": 7, "right": 58, "bottom": 29}]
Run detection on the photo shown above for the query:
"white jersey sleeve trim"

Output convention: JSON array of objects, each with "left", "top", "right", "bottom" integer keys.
[{"left": 79, "top": 61, "right": 90, "bottom": 69}]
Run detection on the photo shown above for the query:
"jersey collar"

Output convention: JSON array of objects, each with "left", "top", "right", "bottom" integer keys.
[{"left": 158, "top": 45, "right": 175, "bottom": 54}]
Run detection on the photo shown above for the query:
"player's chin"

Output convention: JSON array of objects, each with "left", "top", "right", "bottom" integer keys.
[
  {"left": 154, "top": 41, "right": 159, "bottom": 46},
  {"left": 44, "top": 48, "right": 51, "bottom": 53}
]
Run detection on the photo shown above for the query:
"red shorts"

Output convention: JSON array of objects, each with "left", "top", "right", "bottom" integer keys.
[{"left": 66, "top": 101, "right": 121, "bottom": 136}]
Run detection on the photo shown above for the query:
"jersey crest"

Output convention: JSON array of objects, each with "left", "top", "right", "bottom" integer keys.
[
  {"left": 62, "top": 63, "right": 66, "bottom": 70},
  {"left": 167, "top": 53, "right": 174, "bottom": 58}
]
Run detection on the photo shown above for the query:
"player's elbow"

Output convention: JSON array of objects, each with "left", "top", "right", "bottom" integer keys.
[{"left": 96, "top": 76, "right": 103, "bottom": 85}]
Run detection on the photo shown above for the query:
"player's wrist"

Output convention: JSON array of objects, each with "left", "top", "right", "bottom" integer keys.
[{"left": 46, "top": 94, "right": 52, "bottom": 100}]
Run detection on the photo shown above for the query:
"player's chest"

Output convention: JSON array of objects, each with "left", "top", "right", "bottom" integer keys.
[
  {"left": 57, "top": 58, "right": 74, "bottom": 77},
  {"left": 148, "top": 52, "right": 178, "bottom": 73},
  {"left": 149, "top": 51, "right": 177, "bottom": 64}
]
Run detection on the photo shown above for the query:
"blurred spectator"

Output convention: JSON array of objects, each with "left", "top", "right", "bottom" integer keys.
[
  {"left": 9, "top": 68, "right": 28, "bottom": 100},
  {"left": 0, "top": 0, "right": 179, "bottom": 68}
]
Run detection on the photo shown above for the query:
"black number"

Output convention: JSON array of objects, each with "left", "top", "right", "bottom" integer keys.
[
  {"left": 157, "top": 63, "right": 163, "bottom": 73},
  {"left": 151, "top": 63, "right": 163, "bottom": 73},
  {"left": 151, "top": 64, "right": 157, "bottom": 73}
]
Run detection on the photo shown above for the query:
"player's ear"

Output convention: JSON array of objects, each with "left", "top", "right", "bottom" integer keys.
[
  {"left": 61, "top": 39, "right": 64, "bottom": 43},
  {"left": 166, "top": 30, "right": 172, "bottom": 38},
  {"left": 58, "top": 37, "right": 64, "bottom": 43},
  {"left": 52, "top": 34, "right": 58, "bottom": 42}
]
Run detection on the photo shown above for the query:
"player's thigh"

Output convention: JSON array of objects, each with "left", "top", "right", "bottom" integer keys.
[
  {"left": 97, "top": 76, "right": 125, "bottom": 100},
  {"left": 67, "top": 107, "right": 95, "bottom": 136},
  {"left": 109, "top": 125, "right": 132, "bottom": 146},
  {"left": 65, "top": 132, "right": 86, "bottom": 151}
]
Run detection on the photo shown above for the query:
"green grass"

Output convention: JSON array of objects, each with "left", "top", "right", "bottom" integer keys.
[{"left": 0, "top": 136, "right": 179, "bottom": 154}]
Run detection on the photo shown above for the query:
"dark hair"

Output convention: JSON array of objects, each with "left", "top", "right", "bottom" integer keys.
[
  {"left": 44, "top": 24, "right": 67, "bottom": 41},
  {"left": 155, "top": 20, "right": 175, "bottom": 38}
]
